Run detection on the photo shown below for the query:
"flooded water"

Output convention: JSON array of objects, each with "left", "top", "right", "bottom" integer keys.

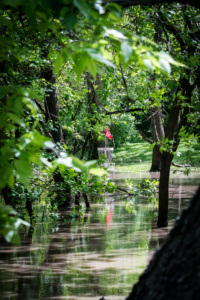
[{"left": 0, "top": 173, "right": 199, "bottom": 300}]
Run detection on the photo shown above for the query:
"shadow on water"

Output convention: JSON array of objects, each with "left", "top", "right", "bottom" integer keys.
[{"left": 0, "top": 173, "right": 199, "bottom": 300}]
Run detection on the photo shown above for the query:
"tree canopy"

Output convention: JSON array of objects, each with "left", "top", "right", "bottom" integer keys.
[{"left": 0, "top": 0, "right": 199, "bottom": 246}]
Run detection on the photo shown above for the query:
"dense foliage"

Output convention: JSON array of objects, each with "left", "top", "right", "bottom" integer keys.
[{"left": 0, "top": 0, "right": 199, "bottom": 242}]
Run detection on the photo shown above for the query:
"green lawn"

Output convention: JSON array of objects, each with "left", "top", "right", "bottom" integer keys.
[{"left": 113, "top": 142, "right": 200, "bottom": 173}]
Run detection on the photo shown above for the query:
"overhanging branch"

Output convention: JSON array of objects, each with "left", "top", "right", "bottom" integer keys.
[
  {"left": 105, "top": 108, "right": 144, "bottom": 115},
  {"left": 104, "top": 0, "right": 200, "bottom": 9}
]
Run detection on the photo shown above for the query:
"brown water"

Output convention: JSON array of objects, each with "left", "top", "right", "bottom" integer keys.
[{"left": 0, "top": 173, "right": 199, "bottom": 300}]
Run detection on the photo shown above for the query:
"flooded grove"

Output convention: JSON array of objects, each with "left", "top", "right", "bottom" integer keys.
[{"left": 0, "top": 172, "right": 199, "bottom": 300}]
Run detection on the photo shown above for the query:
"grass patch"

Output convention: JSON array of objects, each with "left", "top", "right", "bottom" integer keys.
[{"left": 113, "top": 141, "right": 200, "bottom": 173}]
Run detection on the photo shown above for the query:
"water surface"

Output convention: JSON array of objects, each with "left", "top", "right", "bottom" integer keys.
[{"left": 0, "top": 173, "right": 199, "bottom": 300}]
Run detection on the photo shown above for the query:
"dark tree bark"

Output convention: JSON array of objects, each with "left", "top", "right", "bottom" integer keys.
[
  {"left": 126, "top": 187, "right": 200, "bottom": 300},
  {"left": 150, "top": 145, "right": 161, "bottom": 172},
  {"left": 157, "top": 152, "right": 173, "bottom": 227},
  {"left": 41, "top": 66, "right": 63, "bottom": 144},
  {"left": 83, "top": 193, "right": 90, "bottom": 209},
  {"left": 25, "top": 189, "right": 36, "bottom": 224},
  {"left": 1, "top": 186, "right": 12, "bottom": 205}
]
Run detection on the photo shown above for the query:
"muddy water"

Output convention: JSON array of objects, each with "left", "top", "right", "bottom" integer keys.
[{"left": 0, "top": 173, "right": 199, "bottom": 300}]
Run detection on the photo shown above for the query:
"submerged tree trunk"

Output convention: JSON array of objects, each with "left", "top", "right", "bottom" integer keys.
[
  {"left": 126, "top": 186, "right": 200, "bottom": 300},
  {"left": 157, "top": 152, "right": 173, "bottom": 227}
]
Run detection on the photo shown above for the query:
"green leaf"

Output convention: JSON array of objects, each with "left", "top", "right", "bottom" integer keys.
[
  {"left": 44, "top": 141, "right": 55, "bottom": 149},
  {"left": 104, "top": 28, "right": 126, "bottom": 40},
  {"left": 84, "top": 160, "right": 97, "bottom": 168},
  {"left": 121, "top": 41, "right": 132, "bottom": 63},
  {"left": 0, "top": 86, "right": 8, "bottom": 99},
  {"left": 0, "top": 16, "right": 13, "bottom": 27},
  {"left": 73, "top": 52, "right": 89, "bottom": 79},
  {"left": 86, "top": 48, "right": 115, "bottom": 68},
  {"left": 54, "top": 49, "right": 69, "bottom": 74},
  {"left": 0, "top": 205, "right": 16, "bottom": 216},
  {"left": 143, "top": 59, "right": 154, "bottom": 70},
  {"left": 0, "top": 165, "right": 14, "bottom": 189},
  {"left": 7, "top": 172, "right": 14, "bottom": 189},
  {"left": 54, "top": 53, "right": 64, "bottom": 74},
  {"left": 0, "top": 112, "right": 7, "bottom": 129},
  {"left": 73, "top": 0, "right": 91, "bottom": 18},
  {"left": 71, "top": 156, "right": 85, "bottom": 172},
  {"left": 87, "top": 60, "right": 97, "bottom": 78},
  {"left": 89, "top": 168, "right": 107, "bottom": 176},
  {"left": 160, "top": 58, "right": 171, "bottom": 74},
  {"left": 56, "top": 157, "right": 73, "bottom": 167},
  {"left": 14, "top": 159, "right": 32, "bottom": 186},
  {"left": 40, "top": 157, "right": 52, "bottom": 167}
]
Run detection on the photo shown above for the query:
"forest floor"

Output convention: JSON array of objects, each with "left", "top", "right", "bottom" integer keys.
[{"left": 113, "top": 141, "right": 200, "bottom": 173}]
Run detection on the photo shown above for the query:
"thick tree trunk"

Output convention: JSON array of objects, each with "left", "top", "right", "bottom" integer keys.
[
  {"left": 150, "top": 145, "right": 161, "bottom": 172},
  {"left": 126, "top": 186, "right": 200, "bottom": 300},
  {"left": 157, "top": 152, "right": 173, "bottom": 227}
]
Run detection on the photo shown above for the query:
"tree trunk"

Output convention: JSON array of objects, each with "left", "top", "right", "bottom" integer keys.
[
  {"left": 126, "top": 186, "right": 200, "bottom": 300},
  {"left": 42, "top": 66, "right": 63, "bottom": 143},
  {"left": 25, "top": 189, "right": 35, "bottom": 224},
  {"left": 157, "top": 152, "right": 173, "bottom": 227},
  {"left": 86, "top": 73, "right": 104, "bottom": 160},
  {"left": 1, "top": 186, "right": 12, "bottom": 205},
  {"left": 150, "top": 145, "right": 161, "bottom": 172},
  {"left": 150, "top": 106, "right": 165, "bottom": 172},
  {"left": 53, "top": 172, "right": 72, "bottom": 208}
]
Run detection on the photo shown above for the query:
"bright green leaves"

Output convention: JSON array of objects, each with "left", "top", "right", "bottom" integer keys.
[
  {"left": 86, "top": 48, "right": 114, "bottom": 68},
  {"left": 54, "top": 49, "right": 69, "bottom": 74},
  {"left": 0, "top": 165, "right": 14, "bottom": 190},
  {"left": 54, "top": 45, "right": 115, "bottom": 79},
  {"left": 0, "top": 86, "right": 53, "bottom": 190},
  {"left": 52, "top": 154, "right": 107, "bottom": 176},
  {"left": 14, "top": 159, "right": 33, "bottom": 187},
  {"left": 0, "top": 130, "right": 51, "bottom": 190},
  {"left": 0, "top": 206, "right": 30, "bottom": 245},
  {"left": 104, "top": 27, "right": 127, "bottom": 40},
  {"left": 121, "top": 41, "right": 132, "bottom": 64}
]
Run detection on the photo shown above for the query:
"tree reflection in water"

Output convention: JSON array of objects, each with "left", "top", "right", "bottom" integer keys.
[{"left": 0, "top": 174, "right": 199, "bottom": 300}]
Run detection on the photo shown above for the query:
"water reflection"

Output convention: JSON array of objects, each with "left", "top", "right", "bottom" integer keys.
[{"left": 0, "top": 173, "right": 199, "bottom": 300}]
